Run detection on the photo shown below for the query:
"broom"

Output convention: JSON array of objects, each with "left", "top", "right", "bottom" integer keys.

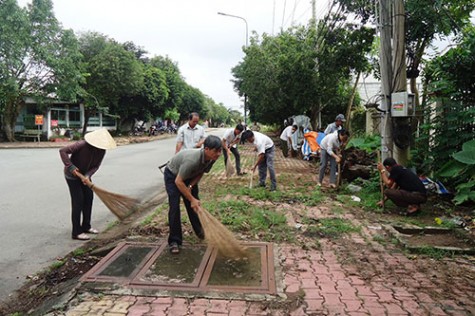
[
  {"left": 225, "top": 154, "right": 235, "bottom": 178},
  {"left": 197, "top": 207, "right": 247, "bottom": 258},
  {"left": 377, "top": 150, "right": 386, "bottom": 211},
  {"left": 75, "top": 172, "right": 140, "bottom": 220}
]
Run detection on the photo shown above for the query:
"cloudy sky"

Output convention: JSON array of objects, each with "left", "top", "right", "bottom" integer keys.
[{"left": 17, "top": 0, "right": 330, "bottom": 113}]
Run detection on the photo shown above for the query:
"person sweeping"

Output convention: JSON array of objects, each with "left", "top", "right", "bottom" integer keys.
[
  {"left": 164, "top": 135, "right": 222, "bottom": 254},
  {"left": 59, "top": 128, "right": 117, "bottom": 241}
]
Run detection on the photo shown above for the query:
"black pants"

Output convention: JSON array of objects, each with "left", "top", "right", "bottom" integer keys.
[
  {"left": 66, "top": 178, "right": 94, "bottom": 237},
  {"left": 222, "top": 146, "right": 241, "bottom": 174},
  {"left": 164, "top": 168, "right": 204, "bottom": 245},
  {"left": 385, "top": 189, "right": 427, "bottom": 207}
]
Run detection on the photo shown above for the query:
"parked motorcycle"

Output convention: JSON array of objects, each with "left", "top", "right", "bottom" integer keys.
[
  {"left": 129, "top": 120, "right": 147, "bottom": 136},
  {"left": 149, "top": 122, "right": 164, "bottom": 136}
]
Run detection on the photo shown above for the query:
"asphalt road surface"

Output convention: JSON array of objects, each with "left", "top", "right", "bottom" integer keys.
[{"left": 0, "top": 131, "right": 224, "bottom": 302}]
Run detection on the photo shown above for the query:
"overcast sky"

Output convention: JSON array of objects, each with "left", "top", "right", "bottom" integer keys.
[{"left": 17, "top": 0, "right": 330, "bottom": 113}]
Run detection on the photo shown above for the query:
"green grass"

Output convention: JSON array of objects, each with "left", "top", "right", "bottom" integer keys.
[
  {"left": 50, "top": 260, "right": 65, "bottom": 270},
  {"left": 140, "top": 205, "right": 165, "bottom": 226},
  {"left": 106, "top": 220, "right": 119, "bottom": 230},
  {"left": 202, "top": 199, "right": 294, "bottom": 242},
  {"left": 304, "top": 218, "right": 361, "bottom": 239},
  {"left": 409, "top": 246, "right": 456, "bottom": 260},
  {"left": 72, "top": 248, "right": 85, "bottom": 257}
]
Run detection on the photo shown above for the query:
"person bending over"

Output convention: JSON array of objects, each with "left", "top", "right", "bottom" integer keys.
[
  {"left": 164, "top": 135, "right": 222, "bottom": 254},
  {"left": 377, "top": 157, "right": 427, "bottom": 215}
]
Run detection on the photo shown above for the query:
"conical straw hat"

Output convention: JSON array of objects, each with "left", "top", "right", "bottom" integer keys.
[{"left": 84, "top": 128, "right": 117, "bottom": 150}]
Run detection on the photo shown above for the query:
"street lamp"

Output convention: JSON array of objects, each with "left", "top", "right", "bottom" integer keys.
[{"left": 218, "top": 12, "right": 248, "bottom": 125}]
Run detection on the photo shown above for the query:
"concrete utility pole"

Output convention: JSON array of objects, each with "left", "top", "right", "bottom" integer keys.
[
  {"left": 392, "top": 0, "right": 409, "bottom": 165},
  {"left": 378, "top": 0, "right": 393, "bottom": 161}
]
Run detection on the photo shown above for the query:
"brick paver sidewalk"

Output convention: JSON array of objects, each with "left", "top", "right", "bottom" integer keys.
[{"left": 54, "top": 142, "right": 475, "bottom": 316}]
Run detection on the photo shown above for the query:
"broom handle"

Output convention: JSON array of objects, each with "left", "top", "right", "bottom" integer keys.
[
  {"left": 74, "top": 171, "right": 94, "bottom": 189},
  {"left": 377, "top": 150, "right": 385, "bottom": 210}
]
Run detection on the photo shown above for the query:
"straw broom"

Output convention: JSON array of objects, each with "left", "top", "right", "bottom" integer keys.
[
  {"left": 377, "top": 150, "right": 385, "bottom": 211},
  {"left": 225, "top": 154, "right": 235, "bottom": 178},
  {"left": 75, "top": 172, "right": 140, "bottom": 220},
  {"left": 197, "top": 207, "right": 247, "bottom": 258}
]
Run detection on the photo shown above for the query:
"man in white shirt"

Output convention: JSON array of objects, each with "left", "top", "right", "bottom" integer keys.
[
  {"left": 242, "top": 130, "right": 277, "bottom": 191},
  {"left": 222, "top": 124, "right": 245, "bottom": 175},
  {"left": 176, "top": 112, "right": 207, "bottom": 153},
  {"left": 279, "top": 124, "right": 297, "bottom": 157},
  {"left": 318, "top": 129, "right": 350, "bottom": 188}
]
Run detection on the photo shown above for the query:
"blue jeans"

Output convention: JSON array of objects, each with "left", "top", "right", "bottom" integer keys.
[
  {"left": 258, "top": 146, "right": 276, "bottom": 190},
  {"left": 318, "top": 149, "right": 337, "bottom": 184},
  {"left": 164, "top": 168, "right": 204, "bottom": 246}
]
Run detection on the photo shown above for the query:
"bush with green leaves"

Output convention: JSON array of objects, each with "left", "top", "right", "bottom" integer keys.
[
  {"left": 346, "top": 134, "right": 381, "bottom": 153},
  {"left": 436, "top": 139, "right": 475, "bottom": 205}
]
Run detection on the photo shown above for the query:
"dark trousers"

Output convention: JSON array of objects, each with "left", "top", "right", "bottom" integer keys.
[
  {"left": 385, "top": 189, "right": 427, "bottom": 207},
  {"left": 258, "top": 146, "right": 276, "bottom": 190},
  {"left": 164, "top": 168, "right": 204, "bottom": 245},
  {"left": 222, "top": 146, "right": 241, "bottom": 174},
  {"left": 66, "top": 178, "right": 94, "bottom": 237}
]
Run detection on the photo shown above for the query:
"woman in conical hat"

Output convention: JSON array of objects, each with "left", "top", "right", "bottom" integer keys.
[{"left": 59, "top": 129, "right": 116, "bottom": 240}]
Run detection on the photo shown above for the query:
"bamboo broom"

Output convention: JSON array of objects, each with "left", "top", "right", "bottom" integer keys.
[
  {"left": 225, "top": 154, "right": 235, "bottom": 178},
  {"left": 75, "top": 172, "right": 140, "bottom": 220},
  {"left": 197, "top": 207, "right": 247, "bottom": 258}
]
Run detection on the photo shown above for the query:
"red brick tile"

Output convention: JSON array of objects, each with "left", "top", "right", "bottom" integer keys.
[
  {"left": 207, "top": 300, "right": 229, "bottom": 313},
  {"left": 342, "top": 299, "right": 363, "bottom": 312},
  {"left": 152, "top": 297, "right": 174, "bottom": 305},
  {"left": 300, "top": 278, "right": 317, "bottom": 289},
  {"left": 322, "top": 293, "right": 341, "bottom": 305},
  {"left": 304, "top": 288, "right": 324, "bottom": 299},
  {"left": 247, "top": 302, "right": 268, "bottom": 315},
  {"left": 289, "top": 306, "right": 307, "bottom": 316},
  {"left": 190, "top": 298, "right": 209, "bottom": 307},
  {"left": 189, "top": 305, "right": 207, "bottom": 315},
  {"left": 365, "top": 306, "right": 387, "bottom": 315},
  {"left": 355, "top": 285, "right": 377, "bottom": 297},
  {"left": 325, "top": 304, "right": 346, "bottom": 314},
  {"left": 286, "top": 283, "right": 301, "bottom": 293},
  {"left": 382, "top": 303, "right": 408, "bottom": 315},
  {"left": 304, "top": 298, "right": 324, "bottom": 312}
]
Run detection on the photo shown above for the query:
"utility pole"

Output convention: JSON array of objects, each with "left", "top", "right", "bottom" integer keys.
[
  {"left": 378, "top": 0, "right": 393, "bottom": 161},
  {"left": 392, "top": 0, "right": 409, "bottom": 165}
]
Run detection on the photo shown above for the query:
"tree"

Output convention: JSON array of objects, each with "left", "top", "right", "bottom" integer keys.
[
  {"left": 232, "top": 21, "right": 373, "bottom": 129},
  {"left": 0, "top": 0, "right": 82, "bottom": 141},
  {"left": 78, "top": 32, "right": 143, "bottom": 133}
]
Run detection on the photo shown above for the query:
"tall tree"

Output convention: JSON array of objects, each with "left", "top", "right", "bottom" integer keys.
[
  {"left": 0, "top": 0, "right": 82, "bottom": 141},
  {"left": 78, "top": 32, "right": 143, "bottom": 133}
]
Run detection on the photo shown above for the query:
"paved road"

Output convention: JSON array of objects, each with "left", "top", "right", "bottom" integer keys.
[{"left": 0, "top": 136, "right": 179, "bottom": 302}]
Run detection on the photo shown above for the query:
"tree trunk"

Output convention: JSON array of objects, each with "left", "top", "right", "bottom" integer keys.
[
  {"left": 2, "top": 98, "right": 25, "bottom": 142},
  {"left": 345, "top": 71, "right": 361, "bottom": 132}
]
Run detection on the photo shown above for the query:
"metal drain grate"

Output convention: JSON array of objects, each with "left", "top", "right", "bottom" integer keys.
[{"left": 81, "top": 241, "right": 276, "bottom": 294}]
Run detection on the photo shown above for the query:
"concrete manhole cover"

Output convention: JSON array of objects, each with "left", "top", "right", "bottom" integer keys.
[{"left": 81, "top": 241, "right": 276, "bottom": 295}]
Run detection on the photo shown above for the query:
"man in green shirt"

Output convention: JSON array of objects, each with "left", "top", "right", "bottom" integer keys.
[{"left": 164, "top": 135, "right": 222, "bottom": 254}]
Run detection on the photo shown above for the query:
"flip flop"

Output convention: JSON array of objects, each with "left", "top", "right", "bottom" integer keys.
[
  {"left": 169, "top": 243, "right": 180, "bottom": 254},
  {"left": 72, "top": 233, "right": 90, "bottom": 241}
]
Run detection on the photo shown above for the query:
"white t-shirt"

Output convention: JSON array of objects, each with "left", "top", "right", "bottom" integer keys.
[
  {"left": 222, "top": 128, "right": 241, "bottom": 147},
  {"left": 253, "top": 132, "right": 274, "bottom": 154},
  {"left": 280, "top": 125, "right": 294, "bottom": 141}
]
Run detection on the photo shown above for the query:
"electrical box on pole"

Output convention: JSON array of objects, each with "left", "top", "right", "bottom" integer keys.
[{"left": 391, "top": 92, "right": 415, "bottom": 117}]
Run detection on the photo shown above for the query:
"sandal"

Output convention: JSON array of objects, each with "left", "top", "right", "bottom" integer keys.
[
  {"left": 72, "top": 233, "right": 90, "bottom": 241},
  {"left": 169, "top": 243, "right": 180, "bottom": 254},
  {"left": 86, "top": 228, "right": 99, "bottom": 234}
]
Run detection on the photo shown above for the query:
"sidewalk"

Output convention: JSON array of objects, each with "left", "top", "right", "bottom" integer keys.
[
  {"left": 4, "top": 138, "right": 474, "bottom": 315},
  {"left": 56, "top": 144, "right": 475, "bottom": 316}
]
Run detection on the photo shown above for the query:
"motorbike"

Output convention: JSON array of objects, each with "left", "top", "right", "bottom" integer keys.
[
  {"left": 166, "top": 124, "right": 177, "bottom": 134},
  {"left": 129, "top": 120, "right": 147, "bottom": 136},
  {"left": 149, "top": 122, "right": 165, "bottom": 136}
]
